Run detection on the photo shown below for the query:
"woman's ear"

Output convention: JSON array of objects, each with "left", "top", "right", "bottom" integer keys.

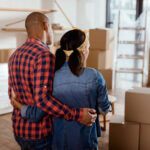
[
  {"left": 82, "top": 49, "right": 89, "bottom": 61},
  {"left": 82, "top": 50, "right": 86, "bottom": 55},
  {"left": 83, "top": 49, "right": 89, "bottom": 55}
]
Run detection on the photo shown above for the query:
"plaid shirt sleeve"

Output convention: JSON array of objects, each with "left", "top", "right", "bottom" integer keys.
[{"left": 33, "top": 52, "right": 83, "bottom": 121}]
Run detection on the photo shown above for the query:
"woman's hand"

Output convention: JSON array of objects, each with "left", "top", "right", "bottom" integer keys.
[
  {"left": 11, "top": 97, "right": 23, "bottom": 110},
  {"left": 11, "top": 88, "right": 23, "bottom": 110}
]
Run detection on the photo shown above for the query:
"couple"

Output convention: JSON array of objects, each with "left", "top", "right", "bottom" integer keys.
[{"left": 8, "top": 12, "right": 110, "bottom": 150}]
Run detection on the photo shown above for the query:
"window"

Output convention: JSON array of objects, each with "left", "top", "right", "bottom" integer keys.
[{"left": 106, "top": 0, "right": 144, "bottom": 27}]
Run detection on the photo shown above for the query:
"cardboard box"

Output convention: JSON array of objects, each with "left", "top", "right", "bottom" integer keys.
[
  {"left": 140, "top": 124, "right": 150, "bottom": 150},
  {"left": 98, "top": 69, "right": 112, "bottom": 89},
  {"left": 133, "top": 87, "right": 150, "bottom": 93},
  {"left": 109, "top": 115, "right": 139, "bottom": 150},
  {"left": 0, "top": 50, "right": 7, "bottom": 63},
  {"left": 87, "top": 49, "right": 113, "bottom": 70},
  {"left": 0, "top": 49, "right": 15, "bottom": 63},
  {"left": 125, "top": 88, "right": 150, "bottom": 124},
  {"left": 16, "top": 32, "right": 27, "bottom": 47},
  {"left": 89, "top": 28, "right": 114, "bottom": 50}
]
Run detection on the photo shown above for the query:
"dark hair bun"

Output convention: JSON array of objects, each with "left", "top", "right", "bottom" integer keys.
[
  {"left": 55, "top": 48, "right": 66, "bottom": 71},
  {"left": 68, "top": 49, "right": 84, "bottom": 76},
  {"left": 55, "top": 29, "right": 86, "bottom": 76}
]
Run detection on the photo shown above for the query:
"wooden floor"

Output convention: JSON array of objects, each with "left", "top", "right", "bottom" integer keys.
[
  {"left": 0, "top": 89, "right": 125, "bottom": 150},
  {"left": 0, "top": 114, "right": 110, "bottom": 150},
  {"left": 0, "top": 113, "right": 20, "bottom": 150}
]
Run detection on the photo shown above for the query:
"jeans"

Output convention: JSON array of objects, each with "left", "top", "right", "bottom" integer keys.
[{"left": 14, "top": 135, "right": 52, "bottom": 150}]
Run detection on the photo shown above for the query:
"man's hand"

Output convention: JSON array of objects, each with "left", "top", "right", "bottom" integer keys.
[{"left": 79, "top": 108, "right": 97, "bottom": 127}]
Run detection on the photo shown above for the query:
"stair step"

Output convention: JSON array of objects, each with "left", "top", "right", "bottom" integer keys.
[
  {"left": 119, "top": 27, "right": 146, "bottom": 31},
  {"left": 116, "top": 68, "right": 143, "bottom": 74},
  {"left": 117, "top": 55, "right": 144, "bottom": 59},
  {"left": 118, "top": 41, "right": 145, "bottom": 45}
]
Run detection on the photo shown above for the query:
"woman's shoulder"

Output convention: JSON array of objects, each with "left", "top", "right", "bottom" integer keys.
[
  {"left": 84, "top": 67, "right": 105, "bottom": 83},
  {"left": 84, "top": 67, "right": 101, "bottom": 75},
  {"left": 84, "top": 67, "right": 102, "bottom": 80},
  {"left": 84, "top": 67, "right": 97, "bottom": 74}
]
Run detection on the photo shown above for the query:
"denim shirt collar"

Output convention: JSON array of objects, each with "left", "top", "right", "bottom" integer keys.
[{"left": 64, "top": 62, "right": 68, "bottom": 66}]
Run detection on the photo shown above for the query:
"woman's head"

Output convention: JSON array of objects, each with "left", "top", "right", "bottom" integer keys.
[{"left": 55, "top": 29, "right": 89, "bottom": 76}]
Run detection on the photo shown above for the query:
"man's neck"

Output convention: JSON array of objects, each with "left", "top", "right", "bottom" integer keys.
[{"left": 28, "top": 32, "right": 46, "bottom": 43}]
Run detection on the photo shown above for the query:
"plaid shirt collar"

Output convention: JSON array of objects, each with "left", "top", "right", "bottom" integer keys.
[{"left": 26, "top": 38, "right": 50, "bottom": 49}]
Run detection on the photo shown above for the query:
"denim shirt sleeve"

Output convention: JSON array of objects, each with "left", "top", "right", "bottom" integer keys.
[
  {"left": 96, "top": 70, "right": 111, "bottom": 114},
  {"left": 21, "top": 105, "right": 47, "bottom": 123}
]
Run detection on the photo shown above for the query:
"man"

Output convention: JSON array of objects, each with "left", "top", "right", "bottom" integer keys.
[{"left": 8, "top": 12, "right": 96, "bottom": 150}]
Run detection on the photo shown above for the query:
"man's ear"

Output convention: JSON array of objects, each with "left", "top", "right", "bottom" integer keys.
[{"left": 43, "top": 22, "right": 48, "bottom": 31}]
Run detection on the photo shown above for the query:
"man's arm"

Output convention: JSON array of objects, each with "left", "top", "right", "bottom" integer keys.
[
  {"left": 33, "top": 52, "right": 80, "bottom": 120},
  {"left": 32, "top": 52, "right": 96, "bottom": 125},
  {"left": 11, "top": 89, "right": 96, "bottom": 126}
]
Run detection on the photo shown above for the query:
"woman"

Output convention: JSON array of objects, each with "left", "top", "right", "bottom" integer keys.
[{"left": 12, "top": 29, "right": 110, "bottom": 150}]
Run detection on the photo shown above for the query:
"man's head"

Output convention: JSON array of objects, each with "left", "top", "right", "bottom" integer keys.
[{"left": 25, "top": 12, "right": 53, "bottom": 45}]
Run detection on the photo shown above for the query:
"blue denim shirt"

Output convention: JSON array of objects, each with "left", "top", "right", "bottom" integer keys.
[{"left": 21, "top": 62, "right": 110, "bottom": 150}]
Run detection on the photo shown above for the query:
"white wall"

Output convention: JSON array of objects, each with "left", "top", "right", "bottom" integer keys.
[
  {"left": 16, "top": 32, "right": 27, "bottom": 47},
  {"left": 0, "top": 31, "right": 16, "bottom": 48},
  {"left": 41, "top": 0, "right": 77, "bottom": 27},
  {"left": 42, "top": 0, "right": 106, "bottom": 29},
  {"left": 0, "top": 0, "right": 41, "bottom": 49},
  {"left": 76, "top": 0, "right": 106, "bottom": 29},
  {"left": 41, "top": 0, "right": 77, "bottom": 43},
  {"left": 0, "top": 0, "right": 106, "bottom": 48},
  {"left": 41, "top": 0, "right": 106, "bottom": 43}
]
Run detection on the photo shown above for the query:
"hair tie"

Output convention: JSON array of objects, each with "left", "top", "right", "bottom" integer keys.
[
  {"left": 77, "top": 35, "right": 88, "bottom": 52},
  {"left": 63, "top": 50, "right": 74, "bottom": 57},
  {"left": 63, "top": 34, "right": 88, "bottom": 57}
]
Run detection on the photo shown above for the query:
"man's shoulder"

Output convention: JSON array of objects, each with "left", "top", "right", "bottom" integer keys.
[
  {"left": 21, "top": 42, "right": 54, "bottom": 58},
  {"left": 37, "top": 48, "right": 54, "bottom": 59},
  {"left": 33, "top": 46, "right": 54, "bottom": 63},
  {"left": 8, "top": 42, "right": 54, "bottom": 63},
  {"left": 33, "top": 44, "right": 53, "bottom": 56},
  {"left": 29, "top": 43, "right": 49, "bottom": 54}
]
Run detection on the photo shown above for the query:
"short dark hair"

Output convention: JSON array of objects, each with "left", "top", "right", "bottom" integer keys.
[
  {"left": 55, "top": 29, "right": 86, "bottom": 76},
  {"left": 25, "top": 12, "right": 48, "bottom": 33}
]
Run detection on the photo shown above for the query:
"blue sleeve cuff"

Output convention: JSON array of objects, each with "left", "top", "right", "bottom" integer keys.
[
  {"left": 99, "top": 102, "right": 112, "bottom": 115},
  {"left": 99, "top": 107, "right": 109, "bottom": 115},
  {"left": 21, "top": 105, "right": 28, "bottom": 119}
]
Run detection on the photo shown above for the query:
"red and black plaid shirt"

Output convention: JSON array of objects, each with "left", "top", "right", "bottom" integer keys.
[{"left": 8, "top": 38, "right": 83, "bottom": 139}]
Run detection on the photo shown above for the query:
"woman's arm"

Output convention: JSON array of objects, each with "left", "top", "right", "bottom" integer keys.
[
  {"left": 11, "top": 89, "right": 96, "bottom": 125},
  {"left": 12, "top": 97, "right": 47, "bottom": 123},
  {"left": 96, "top": 71, "right": 111, "bottom": 114}
]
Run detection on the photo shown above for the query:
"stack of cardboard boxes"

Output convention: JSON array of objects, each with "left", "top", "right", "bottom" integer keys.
[
  {"left": 87, "top": 28, "right": 114, "bottom": 89},
  {"left": 0, "top": 33, "right": 27, "bottom": 63},
  {"left": 109, "top": 87, "right": 150, "bottom": 150},
  {"left": 0, "top": 49, "right": 15, "bottom": 63}
]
